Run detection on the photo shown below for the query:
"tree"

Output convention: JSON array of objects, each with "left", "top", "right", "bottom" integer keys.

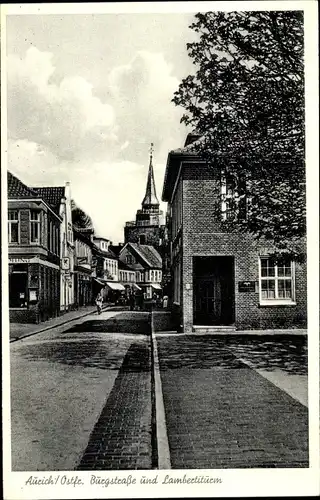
[
  {"left": 71, "top": 199, "right": 93, "bottom": 230},
  {"left": 173, "top": 11, "right": 305, "bottom": 257}
]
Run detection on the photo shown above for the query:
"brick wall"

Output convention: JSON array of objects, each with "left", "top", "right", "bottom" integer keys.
[
  {"left": 124, "top": 225, "right": 161, "bottom": 247},
  {"left": 179, "top": 161, "right": 307, "bottom": 332}
]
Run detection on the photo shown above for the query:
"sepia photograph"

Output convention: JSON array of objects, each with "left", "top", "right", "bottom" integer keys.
[{"left": 1, "top": 1, "right": 319, "bottom": 499}]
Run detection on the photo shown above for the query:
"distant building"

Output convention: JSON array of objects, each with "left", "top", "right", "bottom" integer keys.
[
  {"left": 162, "top": 133, "right": 307, "bottom": 332},
  {"left": 118, "top": 261, "right": 139, "bottom": 293},
  {"left": 7, "top": 172, "right": 61, "bottom": 323},
  {"left": 119, "top": 242, "right": 162, "bottom": 299},
  {"left": 33, "top": 183, "right": 75, "bottom": 313},
  {"left": 92, "top": 236, "right": 125, "bottom": 299},
  {"left": 74, "top": 227, "right": 94, "bottom": 307},
  {"left": 124, "top": 144, "right": 165, "bottom": 248}
]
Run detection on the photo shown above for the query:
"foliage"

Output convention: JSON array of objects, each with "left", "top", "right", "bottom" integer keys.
[
  {"left": 173, "top": 11, "right": 305, "bottom": 255},
  {"left": 71, "top": 199, "right": 93, "bottom": 229}
]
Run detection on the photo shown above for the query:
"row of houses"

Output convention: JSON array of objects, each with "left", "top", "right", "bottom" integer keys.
[{"left": 7, "top": 171, "right": 162, "bottom": 324}]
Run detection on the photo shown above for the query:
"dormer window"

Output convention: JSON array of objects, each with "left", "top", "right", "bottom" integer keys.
[{"left": 126, "top": 255, "right": 134, "bottom": 265}]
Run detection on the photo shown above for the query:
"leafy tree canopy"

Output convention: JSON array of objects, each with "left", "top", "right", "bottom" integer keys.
[
  {"left": 173, "top": 11, "right": 305, "bottom": 256},
  {"left": 71, "top": 199, "right": 94, "bottom": 230}
]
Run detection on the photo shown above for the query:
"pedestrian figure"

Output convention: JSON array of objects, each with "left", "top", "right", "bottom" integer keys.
[
  {"left": 95, "top": 292, "right": 103, "bottom": 315},
  {"left": 129, "top": 290, "right": 135, "bottom": 311}
]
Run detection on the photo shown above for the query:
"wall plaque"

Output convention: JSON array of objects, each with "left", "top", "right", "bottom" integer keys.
[{"left": 238, "top": 281, "right": 257, "bottom": 293}]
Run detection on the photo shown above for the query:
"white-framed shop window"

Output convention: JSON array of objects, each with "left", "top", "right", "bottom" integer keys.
[
  {"left": 8, "top": 210, "right": 19, "bottom": 243},
  {"left": 259, "top": 256, "right": 296, "bottom": 305}
]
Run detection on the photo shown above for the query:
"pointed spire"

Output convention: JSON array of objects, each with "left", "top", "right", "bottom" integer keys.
[{"left": 142, "top": 143, "right": 159, "bottom": 207}]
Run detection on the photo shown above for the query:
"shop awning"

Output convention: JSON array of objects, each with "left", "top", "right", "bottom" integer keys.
[
  {"left": 105, "top": 282, "right": 125, "bottom": 291},
  {"left": 93, "top": 278, "right": 105, "bottom": 286},
  {"left": 151, "top": 283, "right": 162, "bottom": 290},
  {"left": 132, "top": 283, "right": 141, "bottom": 290}
]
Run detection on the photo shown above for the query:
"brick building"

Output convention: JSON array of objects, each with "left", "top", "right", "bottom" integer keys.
[
  {"left": 92, "top": 237, "right": 125, "bottom": 300},
  {"left": 8, "top": 172, "right": 61, "bottom": 323},
  {"left": 33, "top": 183, "right": 75, "bottom": 313},
  {"left": 162, "top": 133, "right": 307, "bottom": 332},
  {"left": 74, "top": 228, "right": 94, "bottom": 307},
  {"left": 119, "top": 242, "right": 162, "bottom": 299},
  {"left": 124, "top": 144, "right": 165, "bottom": 248}
]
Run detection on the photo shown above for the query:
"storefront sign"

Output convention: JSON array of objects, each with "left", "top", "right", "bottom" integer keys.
[
  {"left": 61, "top": 257, "right": 70, "bottom": 270},
  {"left": 9, "top": 257, "right": 59, "bottom": 270},
  {"left": 238, "top": 281, "right": 257, "bottom": 293},
  {"left": 9, "top": 257, "right": 37, "bottom": 264}
]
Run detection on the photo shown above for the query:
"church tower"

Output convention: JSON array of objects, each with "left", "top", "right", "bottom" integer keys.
[{"left": 124, "top": 144, "right": 164, "bottom": 247}]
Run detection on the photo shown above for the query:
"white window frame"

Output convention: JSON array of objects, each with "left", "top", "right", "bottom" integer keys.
[
  {"left": 259, "top": 257, "right": 296, "bottom": 306},
  {"left": 8, "top": 210, "right": 20, "bottom": 244},
  {"left": 30, "top": 210, "right": 41, "bottom": 244}
]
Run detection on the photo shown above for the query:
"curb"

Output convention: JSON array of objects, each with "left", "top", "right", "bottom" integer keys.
[
  {"left": 10, "top": 305, "right": 112, "bottom": 343},
  {"left": 150, "top": 311, "right": 171, "bottom": 470},
  {"left": 154, "top": 329, "right": 308, "bottom": 337}
]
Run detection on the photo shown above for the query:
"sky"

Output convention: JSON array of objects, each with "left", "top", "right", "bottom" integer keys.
[{"left": 6, "top": 12, "right": 196, "bottom": 243}]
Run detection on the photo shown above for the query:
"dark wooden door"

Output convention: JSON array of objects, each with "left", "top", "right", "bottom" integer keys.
[
  {"left": 193, "top": 256, "right": 234, "bottom": 326},
  {"left": 194, "top": 277, "right": 222, "bottom": 325}
]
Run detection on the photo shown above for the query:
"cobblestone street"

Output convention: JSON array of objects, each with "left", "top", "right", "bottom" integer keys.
[
  {"left": 10, "top": 309, "right": 308, "bottom": 471},
  {"left": 157, "top": 334, "right": 308, "bottom": 469},
  {"left": 10, "top": 310, "right": 153, "bottom": 471}
]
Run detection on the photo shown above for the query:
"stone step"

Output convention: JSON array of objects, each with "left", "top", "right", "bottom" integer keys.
[{"left": 192, "top": 325, "right": 236, "bottom": 334}]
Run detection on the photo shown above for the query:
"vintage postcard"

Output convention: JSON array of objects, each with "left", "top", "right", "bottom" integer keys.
[{"left": 1, "top": 1, "right": 319, "bottom": 499}]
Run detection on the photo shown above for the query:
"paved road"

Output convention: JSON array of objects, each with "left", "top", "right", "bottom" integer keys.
[
  {"left": 10, "top": 311, "right": 308, "bottom": 471},
  {"left": 156, "top": 334, "right": 308, "bottom": 469},
  {"left": 10, "top": 310, "right": 152, "bottom": 471}
]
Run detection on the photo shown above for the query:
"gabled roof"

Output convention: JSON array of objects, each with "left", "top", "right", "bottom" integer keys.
[
  {"left": 123, "top": 242, "right": 162, "bottom": 269},
  {"left": 93, "top": 236, "right": 112, "bottom": 243},
  {"left": 7, "top": 171, "right": 40, "bottom": 199},
  {"left": 73, "top": 227, "right": 93, "bottom": 247},
  {"left": 162, "top": 133, "right": 205, "bottom": 202},
  {"left": 92, "top": 243, "right": 118, "bottom": 260},
  {"left": 32, "top": 186, "right": 65, "bottom": 214},
  {"left": 118, "top": 261, "right": 135, "bottom": 271},
  {"left": 109, "top": 244, "right": 125, "bottom": 256}
]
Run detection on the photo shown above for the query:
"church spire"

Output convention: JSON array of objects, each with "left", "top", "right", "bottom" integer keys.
[{"left": 142, "top": 143, "right": 159, "bottom": 207}]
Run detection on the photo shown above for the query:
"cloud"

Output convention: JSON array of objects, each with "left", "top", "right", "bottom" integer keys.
[
  {"left": 108, "top": 50, "right": 185, "bottom": 161},
  {"left": 7, "top": 46, "right": 187, "bottom": 242},
  {"left": 8, "top": 138, "right": 155, "bottom": 243},
  {"left": 7, "top": 47, "right": 117, "bottom": 162}
]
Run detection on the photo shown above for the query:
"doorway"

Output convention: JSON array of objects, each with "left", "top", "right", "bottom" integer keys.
[{"left": 193, "top": 256, "right": 235, "bottom": 325}]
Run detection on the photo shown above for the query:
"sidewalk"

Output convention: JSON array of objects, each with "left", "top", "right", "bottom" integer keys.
[
  {"left": 156, "top": 335, "right": 308, "bottom": 469},
  {"left": 9, "top": 304, "right": 113, "bottom": 341}
]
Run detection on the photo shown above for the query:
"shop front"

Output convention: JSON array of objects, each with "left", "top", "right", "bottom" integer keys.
[
  {"left": 74, "top": 271, "right": 92, "bottom": 307},
  {"left": 104, "top": 281, "right": 126, "bottom": 305},
  {"left": 9, "top": 257, "right": 60, "bottom": 324}
]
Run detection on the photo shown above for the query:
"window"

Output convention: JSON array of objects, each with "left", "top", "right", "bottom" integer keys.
[
  {"left": 139, "top": 234, "right": 146, "bottom": 245},
  {"left": 56, "top": 227, "right": 59, "bottom": 255},
  {"left": 8, "top": 210, "right": 19, "bottom": 243},
  {"left": 52, "top": 224, "right": 56, "bottom": 253},
  {"left": 30, "top": 210, "right": 41, "bottom": 243},
  {"left": 126, "top": 255, "right": 133, "bottom": 265},
  {"left": 173, "top": 260, "right": 181, "bottom": 304},
  {"left": 221, "top": 171, "right": 247, "bottom": 221},
  {"left": 259, "top": 257, "right": 295, "bottom": 304}
]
